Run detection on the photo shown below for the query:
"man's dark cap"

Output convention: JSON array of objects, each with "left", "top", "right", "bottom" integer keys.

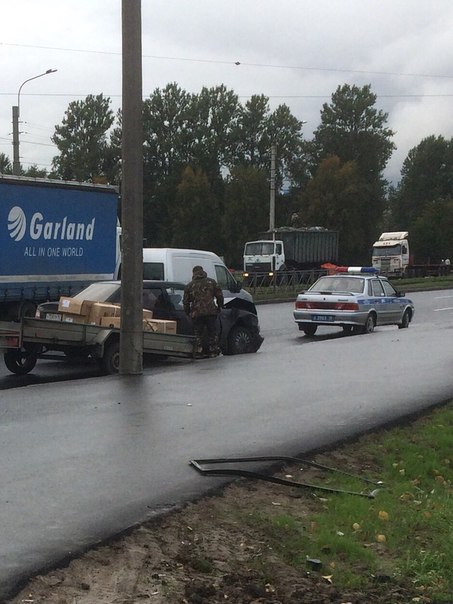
[{"left": 192, "top": 265, "right": 204, "bottom": 275}]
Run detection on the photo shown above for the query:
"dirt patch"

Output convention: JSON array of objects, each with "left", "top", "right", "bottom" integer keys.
[{"left": 7, "top": 447, "right": 417, "bottom": 604}]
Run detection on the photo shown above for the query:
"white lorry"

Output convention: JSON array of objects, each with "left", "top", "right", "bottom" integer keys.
[{"left": 371, "top": 232, "right": 448, "bottom": 278}]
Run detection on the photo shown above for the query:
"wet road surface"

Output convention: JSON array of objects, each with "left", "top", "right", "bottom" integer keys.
[{"left": 2, "top": 291, "right": 453, "bottom": 600}]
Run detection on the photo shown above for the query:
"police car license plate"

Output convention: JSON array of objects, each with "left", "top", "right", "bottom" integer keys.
[{"left": 312, "top": 314, "right": 335, "bottom": 322}]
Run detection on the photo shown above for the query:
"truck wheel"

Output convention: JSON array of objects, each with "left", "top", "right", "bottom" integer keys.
[
  {"left": 4, "top": 349, "right": 37, "bottom": 375},
  {"left": 226, "top": 326, "right": 253, "bottom": 355},
  {"left": 302, "top": 324, "right": 317, "bottom": 336},
  {"left": 100, "top": 340, "right": 120, "bottom": 374},
  {"left": 398, "top": 309, "right": 411, "bottom": 329}
]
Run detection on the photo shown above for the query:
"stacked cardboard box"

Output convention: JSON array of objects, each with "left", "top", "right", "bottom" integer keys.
[
  {"left": 58, "top": 297, "right": 156, "bottom": 328},
  {"left": 58, "top": 297, "right": 97, "bottom": 324},
  {"left": 143, "top": 318, "right": 177, "bottom": 334},
  {"left": 100, "top": 309, "right": 153, "bottom": 329}
]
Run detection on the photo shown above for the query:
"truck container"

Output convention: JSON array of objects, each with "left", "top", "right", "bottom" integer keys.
[
  {"left": 0, "top": 175, "right": 120, "bottom": 320},
  {"left": 371, "top": 231, "right": 450, "bottom": 278},
  {"left": 243, "top": 227, "right": 339, "bottom": 277}
]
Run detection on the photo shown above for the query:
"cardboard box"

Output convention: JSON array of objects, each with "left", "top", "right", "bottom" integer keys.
[
  {"left": 99, "top": 309, "right": 153, "bottom": 330},
  {"left": 143, "top": 319, "right": 177, "bottom": 334},
  {"left": 88, "top": 302, "right": 121, "bottom": 325},
  {"left": 58, "top": 297, "right": 96, "bottom": 316},
  {"left": 100, "top": 316, "right": 121, "bottom": 329}
]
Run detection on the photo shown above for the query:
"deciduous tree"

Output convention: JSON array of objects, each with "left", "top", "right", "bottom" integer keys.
[{"left": 51, "top": 94, "right": 115, "bottom": 182}]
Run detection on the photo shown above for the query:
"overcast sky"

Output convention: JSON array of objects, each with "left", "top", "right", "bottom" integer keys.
[{"left": 1, "top": 0, "right": 452, "bottom": 184}]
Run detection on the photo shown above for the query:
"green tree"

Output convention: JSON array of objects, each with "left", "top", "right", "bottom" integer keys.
[
  {"left": 234, "top": 95, "right": 271, "bottom": 168},
  {"left": 171, "top": 166, "right": 222, "bottom": 252},
  {"left": 222, "top": 166, "right": 269, "bottom": 267},
  {"left": 0, "top": 153, "right": 12, "bottom": 174},
  {"left": 23, "top": 165, "right": 48, "bottom": 178},
  {"left": 313, "top": 84, "right": 395, "bottom": 177},
  {"left": 190, "top": 84, "right": 239, "bottom": 178},
  {"left": 300, "top": 155, "right": 372, "bottom": 264},
  {"left": 410, "top": 198, "right": 453, "bottom": 263},
  {"left": 308, "top": 84, "right": 395, "bottom": 252},
  {"left": 393, "top": 135, "right": 453, "bottom": 229},
  {"left": 51, "top": 94, "right": 115, "bottom": 182}
]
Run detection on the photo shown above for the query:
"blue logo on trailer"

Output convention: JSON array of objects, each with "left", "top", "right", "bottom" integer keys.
[{"left": 1, "top": 182, "right": 118, "bottom": 278}]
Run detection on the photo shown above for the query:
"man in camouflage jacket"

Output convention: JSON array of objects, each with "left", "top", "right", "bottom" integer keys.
[{"left": 183, "top": 265, "right": 224, "bottom": 357}]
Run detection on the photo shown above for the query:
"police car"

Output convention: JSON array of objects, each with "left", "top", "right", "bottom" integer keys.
[{"left": 293, "top": 267, "right": 415, "bottom": 336}]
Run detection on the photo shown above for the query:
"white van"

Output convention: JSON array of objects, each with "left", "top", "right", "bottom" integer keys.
[{"left": 142, "top": 248, "right": 254, "bottom": 305}]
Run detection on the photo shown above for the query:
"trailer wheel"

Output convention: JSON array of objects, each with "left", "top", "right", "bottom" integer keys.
[
  {"left": 4, "top": 349, "right": 38, "bottom": 375},
  {"left": 100, "top": 339, "right": 120, "bottom": 374}
]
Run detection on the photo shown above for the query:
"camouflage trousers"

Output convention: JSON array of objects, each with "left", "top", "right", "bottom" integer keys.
[{"left": 192, "top": 315, "right": 219, "bottom": 356}]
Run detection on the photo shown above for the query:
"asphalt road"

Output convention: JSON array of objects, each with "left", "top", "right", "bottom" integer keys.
[{"left": 2, "top": 290, "right": 453, "bottom": 600}]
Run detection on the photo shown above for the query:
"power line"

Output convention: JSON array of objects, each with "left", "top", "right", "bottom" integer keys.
[{"left": 2, "top": 41, "right": 453, "bottom": 80}]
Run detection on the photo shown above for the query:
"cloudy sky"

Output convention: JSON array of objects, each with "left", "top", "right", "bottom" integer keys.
[{"left": 1, "top": 0, "right": 452, "bottom": 183}]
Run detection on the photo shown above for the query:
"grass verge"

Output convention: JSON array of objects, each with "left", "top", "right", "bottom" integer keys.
[{"left": 239, "top": 402, "right": 453, "bottom": 601}]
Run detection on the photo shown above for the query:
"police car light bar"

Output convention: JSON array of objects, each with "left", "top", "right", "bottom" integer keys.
[{"left": 335, "top": 266, "right": 379, "bottom": 274}]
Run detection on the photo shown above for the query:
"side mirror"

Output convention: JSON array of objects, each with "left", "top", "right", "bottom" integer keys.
[{"left": 396, "top": 291, "right": 405, "bottom": 297}]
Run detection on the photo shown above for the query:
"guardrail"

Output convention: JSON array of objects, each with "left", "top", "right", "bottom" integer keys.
[{"left": 242, "top": 269, "right": 326, "bottom": 300}]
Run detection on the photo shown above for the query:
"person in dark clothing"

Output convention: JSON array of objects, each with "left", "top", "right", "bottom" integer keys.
[{"left": 183, "top": 265, "right": 224, "bottom": 357}]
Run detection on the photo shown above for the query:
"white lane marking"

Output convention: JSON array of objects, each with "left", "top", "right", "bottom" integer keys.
[
  {"left": 435, "top": 294, "right": 453, "bottom": 299},
  {"left": 433, "top": 307, "right": 453, "bottom": 311}
]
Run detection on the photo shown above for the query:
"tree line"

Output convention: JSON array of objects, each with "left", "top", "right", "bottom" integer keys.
[{"left": 1, "top": 82, "right": 452, "bottom": 267}]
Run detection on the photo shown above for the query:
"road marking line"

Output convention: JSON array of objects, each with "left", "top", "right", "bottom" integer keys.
[{"left": 433, "top": 307, "right": 453, "bottom": 311}]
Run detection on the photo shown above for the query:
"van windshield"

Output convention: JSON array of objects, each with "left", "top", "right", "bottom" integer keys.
[{"left": 143, "top": 262, "right": 165, "bottom": 280}]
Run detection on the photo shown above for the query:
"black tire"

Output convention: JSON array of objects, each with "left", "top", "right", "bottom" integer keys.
[
  {"left": 342, "top": 325, "right": 353, "bottom": 335},
  {"left": 398, "top": 309, "right": 411, "bottom": 329},
  {"left": 302, "top": 324, "right": 317, "bottom": 336},
  {"left": 4, "top": 349, "right": 38, "bottom": 375},
  {"left": 226, "top": 326, "right": 254, "bottom": 355},
  {"left": 363, "top": 314, "right": 375, "bottom": 334},
  {"left": 100, "top": 339, "right": 120, "bottom": 374}
]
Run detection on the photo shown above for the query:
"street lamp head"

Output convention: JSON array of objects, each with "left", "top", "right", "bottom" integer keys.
[{"left": 46, "top": 69, "right": 57, "bottom": 74}]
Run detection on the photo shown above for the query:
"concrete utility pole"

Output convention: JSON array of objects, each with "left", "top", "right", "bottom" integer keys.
[
  {"left": 269, "top": 145, "right": 276, "bottom": 232},
  {"left": 12, "top": 69, "right": 57, "bottom": 176},
  {"left": 120, "top": 0, "right": 144, "bottom": 374}
]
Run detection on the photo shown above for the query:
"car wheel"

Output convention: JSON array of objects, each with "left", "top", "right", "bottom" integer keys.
[
  {"left": 342, "top": 325, "right": 353, "bottom": 335},
  {"left": 363, "top": 314, "right": 375, "bottom": 334},
  {"left": 302, "top": 324, "right": 317, "bottom": 336},
  {"left": 398, "top": 309, "right": 411, "bottom": 329},
  {"left": 226, "top": 326, "right": 253, "bottom": 355}
]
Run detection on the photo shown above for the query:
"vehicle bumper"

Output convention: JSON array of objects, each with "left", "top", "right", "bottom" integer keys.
[{"left": 293, "top": 309, "right": 369, "bottom": 328}]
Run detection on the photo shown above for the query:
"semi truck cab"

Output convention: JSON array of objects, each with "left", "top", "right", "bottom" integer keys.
[{"left": 371, "top": 232, "right": 410, "bottom": 277}]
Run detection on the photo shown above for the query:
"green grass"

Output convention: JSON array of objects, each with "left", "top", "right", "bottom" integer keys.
[{"left": 241, "top": 403, "right": 453, "bottom": 600}]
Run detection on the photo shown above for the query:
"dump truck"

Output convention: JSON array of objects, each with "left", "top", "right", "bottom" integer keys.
[{"left": 243, "top": 227, "right": 339, "bottom": 279}]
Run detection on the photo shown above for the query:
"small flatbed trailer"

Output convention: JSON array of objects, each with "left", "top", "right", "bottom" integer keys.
[{"left": 0, "top": 317, "right": 197, "bottom": 375}]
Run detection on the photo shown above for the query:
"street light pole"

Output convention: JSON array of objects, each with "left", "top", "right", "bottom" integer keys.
[{"left": 12, "top": 68, "right": 57, "bottom": 176}]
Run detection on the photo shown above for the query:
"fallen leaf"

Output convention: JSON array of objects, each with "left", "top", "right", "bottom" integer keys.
[{"left": 378, "top": 510, "right": 389, "bottom": 521}]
